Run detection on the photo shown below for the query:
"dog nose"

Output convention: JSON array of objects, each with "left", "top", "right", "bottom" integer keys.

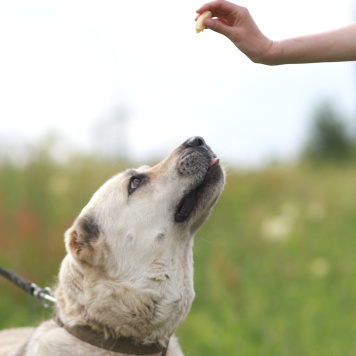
[{"left": 185, "top": 136, "right": 206, "bottom": 148}]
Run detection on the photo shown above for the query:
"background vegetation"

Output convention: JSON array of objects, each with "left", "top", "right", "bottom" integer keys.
[{"left": 0, "top": 101, "right": 356, "bottom": 355}]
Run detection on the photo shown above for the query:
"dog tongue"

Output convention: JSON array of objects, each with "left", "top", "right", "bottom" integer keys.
[{"left": 209, "top": 158, "right": 220, "bottom": 167}]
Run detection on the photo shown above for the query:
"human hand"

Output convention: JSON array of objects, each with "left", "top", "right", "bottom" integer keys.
[
  {"left": 197, "top": 1, "right": 356, "bottom": 65},
  {"left": 196, "top": 0, "right": 273, "bottom": 63}
]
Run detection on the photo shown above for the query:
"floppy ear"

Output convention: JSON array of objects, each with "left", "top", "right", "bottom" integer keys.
[{"left": 65, "top": 214, "right": 100, "bottom": 264}]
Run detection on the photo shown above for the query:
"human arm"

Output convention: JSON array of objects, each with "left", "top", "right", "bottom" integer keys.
[{"left": 196, "top": 0, "right": 356, "bottom": 65}]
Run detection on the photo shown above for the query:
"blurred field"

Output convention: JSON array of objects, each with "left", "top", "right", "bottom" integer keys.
[{"left": 0, "top": 154, "right": 356, "bottom": 355}]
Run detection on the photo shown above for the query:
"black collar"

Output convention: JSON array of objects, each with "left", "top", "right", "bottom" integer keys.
[{"left": 54, "top": 313, "right": 169, "bottom": 355}]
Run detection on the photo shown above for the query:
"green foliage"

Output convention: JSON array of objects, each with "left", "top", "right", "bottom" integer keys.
[
  {"left": 302, "top": 101, "right": 355, "bottom": 163},
  {"left": 1, "top": 152, "right": 356, "bottom": 355}
]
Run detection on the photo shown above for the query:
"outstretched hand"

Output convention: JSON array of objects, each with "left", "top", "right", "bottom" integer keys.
[{"left": 196, "top": 0, "right": 273, "bottom": 63}]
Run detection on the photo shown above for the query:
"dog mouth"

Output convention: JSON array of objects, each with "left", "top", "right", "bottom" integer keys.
[{"left": 175, "top": 157, "right": 220, "bottom": 223}]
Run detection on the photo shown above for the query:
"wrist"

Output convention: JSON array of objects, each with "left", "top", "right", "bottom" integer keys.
[
  {"left": 240, "top": 37, "right": 278, "bottom": 65},
  {"left": 252, "top": 40, "right": 281, "bottom": 65}
]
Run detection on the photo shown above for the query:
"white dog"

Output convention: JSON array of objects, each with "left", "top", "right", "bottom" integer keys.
[{"left": 0, "top": 136, "right": 225, "bottom": 356}]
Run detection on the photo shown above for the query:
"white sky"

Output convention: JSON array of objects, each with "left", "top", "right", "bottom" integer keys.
[{"left": 0, "top": 0, "right": 355, "bottom": 167}]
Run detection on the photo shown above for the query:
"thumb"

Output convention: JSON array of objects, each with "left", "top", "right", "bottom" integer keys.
[{"left": 204, "top": 18, "right": 232, "bottom": 37}]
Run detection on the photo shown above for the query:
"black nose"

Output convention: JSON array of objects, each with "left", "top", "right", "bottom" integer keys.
[{"left": 185, "top": 136, "right": 206, "bottom": 148}]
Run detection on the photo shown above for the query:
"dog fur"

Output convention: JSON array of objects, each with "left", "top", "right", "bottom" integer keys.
[{"left": 0, "top": 137, "right": 225, "bottom": 356}]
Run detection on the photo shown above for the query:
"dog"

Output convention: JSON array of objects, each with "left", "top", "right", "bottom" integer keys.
[{"left": 0, "top": 136, "right": 225, "bottom": 356}]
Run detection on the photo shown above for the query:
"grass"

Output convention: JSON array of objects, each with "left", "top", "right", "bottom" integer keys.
[{"left": 1, "top": 155, "right": 356, "bottom": 355}]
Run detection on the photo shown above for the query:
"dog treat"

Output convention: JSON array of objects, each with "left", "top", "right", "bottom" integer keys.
[{"left": 195, "top": 11, "right": 212, "bottom": 33}]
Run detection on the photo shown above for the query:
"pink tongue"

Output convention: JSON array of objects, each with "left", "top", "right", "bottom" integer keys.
[{"left": 209, "top": 157, "right": 220, "bottom": 167}]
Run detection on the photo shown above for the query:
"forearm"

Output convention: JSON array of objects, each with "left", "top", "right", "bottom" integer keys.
[{"left": 259, "top": 23, "right": 356, "bottom": 65}]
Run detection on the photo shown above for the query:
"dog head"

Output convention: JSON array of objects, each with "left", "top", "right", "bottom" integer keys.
[
  {"left": 59, "top": 136, "right": 225, "bottom": 343},
  {"left": 65, "top": 136, "right": 224, "bottom": 267}
]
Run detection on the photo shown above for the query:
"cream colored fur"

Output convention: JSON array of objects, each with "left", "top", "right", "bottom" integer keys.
[{"left": 0, "top": 137, "right": 225, "bottom": 356}]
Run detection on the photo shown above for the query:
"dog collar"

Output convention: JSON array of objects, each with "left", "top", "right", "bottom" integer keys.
[{"left": 54, "top": 312, "right": 169, "bottom": 355}]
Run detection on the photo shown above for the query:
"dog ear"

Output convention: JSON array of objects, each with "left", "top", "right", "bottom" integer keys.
[{"left": 65, "top": 214, "right": 100, "bottom": 264}]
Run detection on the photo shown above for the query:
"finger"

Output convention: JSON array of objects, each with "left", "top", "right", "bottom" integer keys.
[
  {"left": 196, "top": 0, "right": 237, "bottom": 16},
  {"left": 204, "top": 18, "right": 232, "bottom": 36}
]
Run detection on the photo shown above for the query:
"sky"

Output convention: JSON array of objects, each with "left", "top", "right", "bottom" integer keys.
[{"left": 0, "top": 0, "right": 355, "bottom": 168}]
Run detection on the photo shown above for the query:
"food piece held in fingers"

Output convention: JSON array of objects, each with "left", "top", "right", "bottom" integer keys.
[{"left": 196, "top": 11, "right": 212, "bottom": 33}]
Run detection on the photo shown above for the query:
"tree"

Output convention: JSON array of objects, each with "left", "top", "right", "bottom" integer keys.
[{"left": 302, "top": 100, "right": 354, "bottom": 163}]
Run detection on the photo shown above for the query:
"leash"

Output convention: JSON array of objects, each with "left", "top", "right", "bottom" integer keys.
[
  {"left": 0, "top": 266, "right": 169, "bottom": 355},
  {"left": 0, "top": 266, "right": 57, "bottom": 307}
]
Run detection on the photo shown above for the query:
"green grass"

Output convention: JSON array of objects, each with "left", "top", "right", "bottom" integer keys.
[{"left": 1, "top": 157, "right": 356, "bottom": 355}]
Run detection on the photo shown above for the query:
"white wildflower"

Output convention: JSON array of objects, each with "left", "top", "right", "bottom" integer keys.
[{"left": 261, "top": 203, "right": 298, "bottom": 241}]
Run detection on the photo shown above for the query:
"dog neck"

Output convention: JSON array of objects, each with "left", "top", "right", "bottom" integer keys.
[{"left": 54, "top": 252, "right": 194, "bottom": 348}]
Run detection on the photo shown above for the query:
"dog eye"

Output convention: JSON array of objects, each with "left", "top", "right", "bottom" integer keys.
[{"left": 128, "top": 176, "right": 142, "bottom": 194}]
